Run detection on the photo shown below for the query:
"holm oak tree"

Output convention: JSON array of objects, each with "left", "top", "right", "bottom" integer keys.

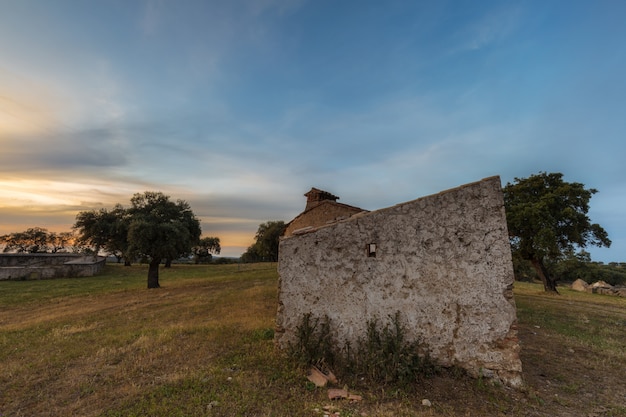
[
  {"left": 503, "top": 172, "right": 610, "bottom": 292},
  {"left": 75, "top": 191, "right": 202, "bottom": 288}
]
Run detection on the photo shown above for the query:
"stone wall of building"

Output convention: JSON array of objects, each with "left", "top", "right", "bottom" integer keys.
[{"left": 275, "top": 176, "right": 523, "bottom": 387}]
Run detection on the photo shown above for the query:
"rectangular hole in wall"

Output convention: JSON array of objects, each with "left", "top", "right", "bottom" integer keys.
[{"left": 367, "top": 243, "right": 377, "bottom": 257}]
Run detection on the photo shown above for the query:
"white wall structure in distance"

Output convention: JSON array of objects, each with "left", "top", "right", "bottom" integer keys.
[{"left": 275, "top": 176, "right": 523, "bottom": 387}]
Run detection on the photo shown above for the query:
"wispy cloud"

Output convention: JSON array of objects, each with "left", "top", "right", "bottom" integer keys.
[
  {"left": 0, "top": 126, "right": 130, "bottom": 176},
  {"left": 0, "top": 68, "right": 63, "bottom": 137},
  {"left": 140, "top": 0, "right": 163, "bottom": 36},
  {"left": 450, "top": 5, "right": 524, "bottom": 53}
]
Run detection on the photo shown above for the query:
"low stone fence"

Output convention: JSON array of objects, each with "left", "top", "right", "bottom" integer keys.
[{"left": 0, "top": 254, "right": 106, "bottom": 280}]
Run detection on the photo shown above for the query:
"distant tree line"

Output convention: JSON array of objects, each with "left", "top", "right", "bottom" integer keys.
[
  {"left": 512, "top": 249, "right": 626, "bottom": 286},
  {"left": 3, "top": 173, "right": 620, "bottom": 291},
  {"left": 1, "top": 227, "right": 76, "bottom": 254},
  {"left": 241, "top": 221, "right": 286, "bottom": 263}
]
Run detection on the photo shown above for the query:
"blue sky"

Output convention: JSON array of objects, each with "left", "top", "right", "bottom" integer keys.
[{"left": 1, "top": 0, "right": 624, "bottom": 261}]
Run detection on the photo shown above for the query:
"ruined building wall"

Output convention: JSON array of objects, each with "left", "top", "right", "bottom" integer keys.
[
  {"left": 284, "top": 201, "right": 365, "bottom": 237},
  {"left": 275, "top": 176, "right": 522, "bottom": 387}
]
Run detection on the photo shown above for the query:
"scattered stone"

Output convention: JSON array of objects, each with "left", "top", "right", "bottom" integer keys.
[
  {"left": 328, "top": 388, "right": 345, "bottom": 400},
  {"left": 307, "top": 366, "right": 338, "bottom": 387},
  {"left": 589, "top": 280, "right": 620, "bottom": 296},
  {"left": 319, "top": 406, "right": 341, "bottom": 417},
  {"left": 308, "top": 367, "right": 329, "bottom": 387},
  {"left": 325, "top": 369, "right": 338, "bottom": 384},
  {"left": 571, "top": 279, "right": 589, "bottom": 292},
  {"left": 596, "top": 287, "right": 615, "bottom": 296},
  {"left": 572, "top": 279, "right": 625, "bottom": 297},
  {"left": 421, "top": 399, "right": 432, "bottom": 407},
  {"left": 328, "top": 388, "right": 362, "bottom": 401},
  {"left": 591, "top": 280, "right": 613, "bottom": 289}
]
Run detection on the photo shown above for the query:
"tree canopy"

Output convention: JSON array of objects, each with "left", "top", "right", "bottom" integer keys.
[
  {"left": 192, "top": 237, "right": 221, "bottom": 264},
  {"left": 1, "top": 227, "right": 73, "bottom": 253},
  {"left": 75, "top": 191, "right": 204, "bottom": 288},
  {"left": 242, "top": 221, "right": 286, "bottom": 262},
  {"left": 74, "top": 204, "right": 130, "bottom": 263},
  {"left": 503, "top": 172, "right": 611, "bottom": 292}
]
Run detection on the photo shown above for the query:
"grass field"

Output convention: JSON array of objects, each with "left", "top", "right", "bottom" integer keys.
[{"left": 1, "top": 263, "right": 625, "bottom": 416}]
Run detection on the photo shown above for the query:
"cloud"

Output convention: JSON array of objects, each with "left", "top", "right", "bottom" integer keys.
[
  {"left": 140, "top": 0, "right": 163, "bottom": 36},
  {"left": 0, "top": 126, "right": 130, "bottom": 177},
  {"left": 450, "top": 5, "right": 523, "bottom": 53},
  {"left": 0, "top": 68, "right": 63, "bottom": 137}
]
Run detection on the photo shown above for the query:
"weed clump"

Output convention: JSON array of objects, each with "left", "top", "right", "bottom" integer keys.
[
  {"left": 288, "top": 311, "right": 438, "bottom": 386},
  {"left": 288, "top": 312, "right": 334, "bottom": 367}
]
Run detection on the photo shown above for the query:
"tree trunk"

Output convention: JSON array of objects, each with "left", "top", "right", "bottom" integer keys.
[
  {"left": 147, "top": 258, "right": 161, "bottom": 289},
  {"left": 530, "top": 258, "right": 559, "bottom": 293},
  {"left": 164, "top": 258, "right": 172, "bottom": 268}
]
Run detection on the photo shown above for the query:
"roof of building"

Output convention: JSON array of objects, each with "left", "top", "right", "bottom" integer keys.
[{"left": 283, "top": 187, "right": 367, "bottom": 236}]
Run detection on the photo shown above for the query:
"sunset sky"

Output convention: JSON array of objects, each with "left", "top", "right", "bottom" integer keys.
[{"left": 1, "top": 0, "right": 624, "bottom": 261}]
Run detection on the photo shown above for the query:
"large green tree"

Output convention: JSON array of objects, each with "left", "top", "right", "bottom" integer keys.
[
  {"left": 75, "top": 192, "right": 202, "bottom": 288},
  {"left": 74, "top": 205, "right": 130, "bottom": 262},
  {"left": 242, "top": 221, "right": 286, "bottom": 262},
  {"left": 126, "top": 192, "right": 202, "bottom": 288},
  {"left": 503, "top": 172, "right": 611, "bottom": 292}
]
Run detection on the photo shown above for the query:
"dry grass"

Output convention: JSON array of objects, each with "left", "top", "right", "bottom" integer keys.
[{"left": 1, "top": 264, "right": 625, "bottom": 416}]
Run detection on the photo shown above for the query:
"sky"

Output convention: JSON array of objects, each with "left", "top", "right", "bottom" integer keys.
[{"left": 0, "top": 0, "right": 624, "bottom": 261}]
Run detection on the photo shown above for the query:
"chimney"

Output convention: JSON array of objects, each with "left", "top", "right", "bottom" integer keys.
[{"left": 304, "top": 188, "right": 339, "bottom": 211}]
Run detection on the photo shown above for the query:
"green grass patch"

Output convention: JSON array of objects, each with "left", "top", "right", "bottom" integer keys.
[
  {"left": 1, "top": 267, "right": 625, "bottom": 416},
  {"left": 515, "top": 281, "right": 626, "bottom": 358}
]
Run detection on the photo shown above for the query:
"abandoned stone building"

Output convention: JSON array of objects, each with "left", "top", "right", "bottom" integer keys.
[
  {"left": 283, "top": 188, "right": 367, "bottom": 237},
  {"left": 275, "top": 177, "right": 523, "bottom": 387}
]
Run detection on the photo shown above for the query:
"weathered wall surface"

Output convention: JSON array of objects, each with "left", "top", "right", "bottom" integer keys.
[
  {"left": 0, "top": 254, "right": 106, "bottom": 280},
  {"left": 276, "top": 176, "right": 522, "bottom": 387},
  {"left": 284, "top": 202, "right": 365, "bottom": 237}
]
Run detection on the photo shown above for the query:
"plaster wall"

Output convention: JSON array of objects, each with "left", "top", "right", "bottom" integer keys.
[{"left": 276, "top": 176, "right": 522, "bottom": 387}]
